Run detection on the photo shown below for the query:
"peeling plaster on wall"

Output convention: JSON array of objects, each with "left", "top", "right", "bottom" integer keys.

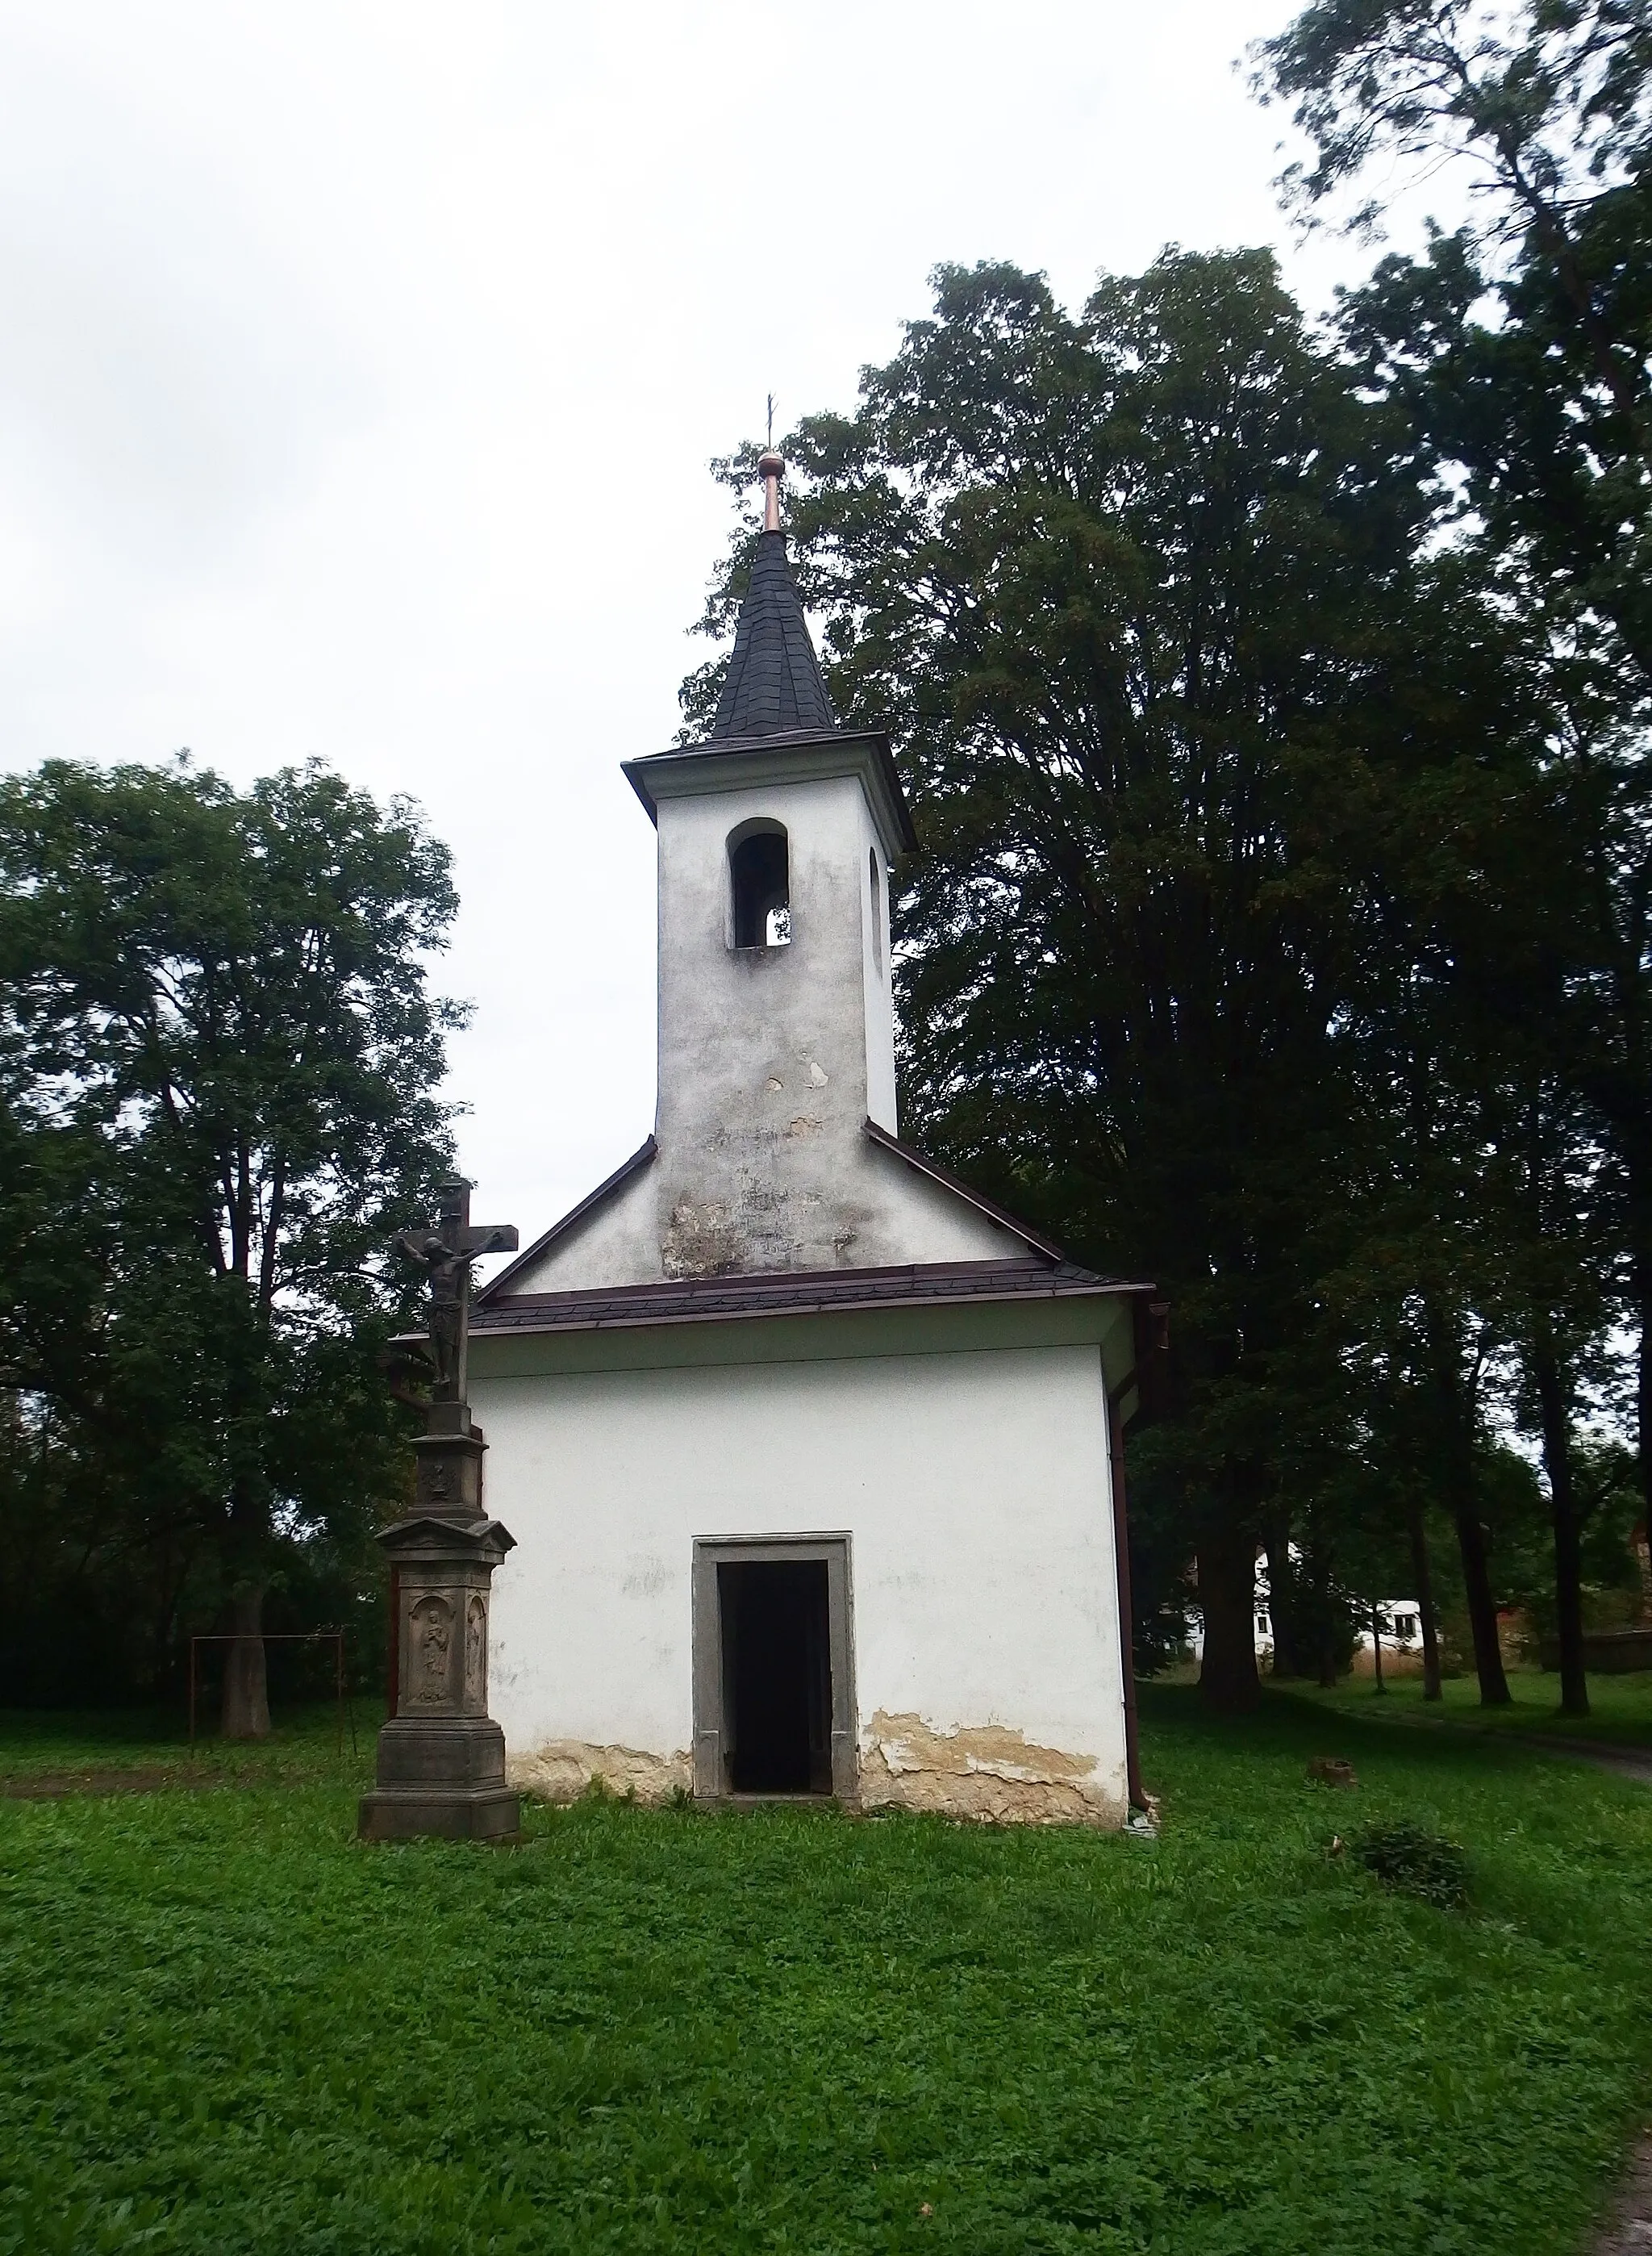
[
  {"left": 661, "top": 1200, "right": 745, "bottom": 1279},
  {"left": 860, "top": 1711, "right": 1127, "bottom": 1827},
  {"left": 638, "top": 772, "right": 1022, "bottom": 1282},
  {"left": 504, "top": 1101, "right": 1024, "bottom": 1296},
  {"left": 509, "top": 1740, "right": 690, "bottom": 1804},
  {"left": 658, "top": 1168, "right": 876, "bottom": 1278}
]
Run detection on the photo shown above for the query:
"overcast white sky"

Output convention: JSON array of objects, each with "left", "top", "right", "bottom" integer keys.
[{"left": 0, "top": 2, "right": 1435, "bottom": 1246}]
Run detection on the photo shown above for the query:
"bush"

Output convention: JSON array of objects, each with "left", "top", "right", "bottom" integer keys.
[{"left": 1348, "top": 1819, "right": 1469, "bottom": 1908}]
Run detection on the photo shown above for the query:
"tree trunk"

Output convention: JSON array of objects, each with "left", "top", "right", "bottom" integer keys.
[
  {"left": 1405, "top": 1501, "right": 1444, "bottom": 1702},
  {"left": 1635, "top": 1226, "right": 1652, "bottom": 1541},
  {"left": 1532, "top": 1326, "right": 1589, "bottom": 1719},
  {"left": 1426, "top": 1310, "right": 1511, "bottom": 1706},
  {"left": 221, "top": 1584, "right": 269, "bottom": 1739},
  {"left": 1316, "top": 1629, "right": 1337, "bottom": 1690},
  {"left": 1262, "top": 1517, "right": 1301, "bottom": 1678},
  {"left": 1197, "top": 1523, "right": 1261, "bottom": 1715},
  {"left": 1370, "top": 1600, "right": 1386, "bottom": 1694},
  {"left": 1299, "top": 1518, "right": 1339, "bottom": 1686},
  {"left": 1452, "top": 1506, "right": 1512, "bottom": 1707}
]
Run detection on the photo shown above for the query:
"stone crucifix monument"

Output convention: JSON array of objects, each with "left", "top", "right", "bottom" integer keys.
[{"left": 358, "top": 1180, "right": 522, "bottom": 1843}]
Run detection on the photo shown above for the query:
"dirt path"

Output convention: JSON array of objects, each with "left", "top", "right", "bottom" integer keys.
[
  {"left": 1, "top": 1766, "right": 244, "bottom": 1798},
  {"left": 1592, "top": 2135, "right": 1652, "bottom": 2253},
  {"left": 0, "top": 1759, "right": 353, "bottom": 1798},
  {"left": 1505, "top": 1736, "right": 1652, "bottom": 1787},
  {"left": 1299, "top": 1694, "right": 1652, "bottom": 1788}
]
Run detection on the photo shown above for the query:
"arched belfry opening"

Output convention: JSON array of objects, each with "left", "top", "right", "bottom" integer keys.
[{"left": 729, "top": 821, "right": 791, "bottom": 949}]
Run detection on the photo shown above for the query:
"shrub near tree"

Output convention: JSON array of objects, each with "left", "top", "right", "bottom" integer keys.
[
  {"left": 0, "top": 759, "right": 461, "bottom": 1732},
  {"left": 686, "top": 249, "right": 1568, "bottom": 1712}
]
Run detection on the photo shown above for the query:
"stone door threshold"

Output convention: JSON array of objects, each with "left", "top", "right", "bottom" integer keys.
[{"left": 724, "top": 1791, "right": 839, "bottom": 1808}]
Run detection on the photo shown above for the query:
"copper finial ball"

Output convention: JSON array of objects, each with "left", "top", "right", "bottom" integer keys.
[{"left": 757, "top": 448, "right": 784, "bottom": 532}]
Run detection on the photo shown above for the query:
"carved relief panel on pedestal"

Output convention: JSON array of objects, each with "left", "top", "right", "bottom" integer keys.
[
  {"left": 464, "top": 1594, "right": 487, "bottom": 1707},
  {"left": 407, "top": 1591, "right": 455, "bottom": 1707}
]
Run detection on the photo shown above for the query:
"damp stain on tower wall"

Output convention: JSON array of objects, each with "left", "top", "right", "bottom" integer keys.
[{"left": 660, "top": 1180, "right": 874, "bottom": 1278}]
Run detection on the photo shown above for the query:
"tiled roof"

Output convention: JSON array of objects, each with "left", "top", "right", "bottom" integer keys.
[
  {"left": 710, "top": 529, "right": 836, "bottom": 740},
  {"left": 469, "top": 1258, "right": 1154, "bottom": 1339}
]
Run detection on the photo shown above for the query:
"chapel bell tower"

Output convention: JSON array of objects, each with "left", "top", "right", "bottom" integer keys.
[{"left": 620, "top": 449, "right": 919, "bottom": 1277}]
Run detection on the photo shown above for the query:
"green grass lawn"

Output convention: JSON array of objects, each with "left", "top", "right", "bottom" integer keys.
[
  {"left": 0, "top": 1698, "right": 368, "bottom": 1787},
  {"left": 2, "top": 1688, "right": 1650, "bottom": 2255},
  {"left": 1287, "top": 1665, "right": 1652, "bottom": 1747}
]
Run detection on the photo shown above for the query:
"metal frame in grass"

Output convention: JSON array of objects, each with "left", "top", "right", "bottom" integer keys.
[{"left": 186, "top": 1629, "right": 358, "bottom": 1757}]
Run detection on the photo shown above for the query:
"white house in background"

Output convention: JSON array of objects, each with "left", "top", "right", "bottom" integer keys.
[
  {"left": 1253, "top": 1592, "right": 1421, "bottom": 1661},
  {"left": 465, "top": 453, "right": 1159, "bottom": 1824},
  {"left": 1246, "top": 1603, "right": 1422, "bottom": 1659},
  {"left": 1191, "top": 1552, "right": 1422, "bottom": 1662},
  {"left": 1354, "top": 1602, "right": 1422, "bottom": 1656}
]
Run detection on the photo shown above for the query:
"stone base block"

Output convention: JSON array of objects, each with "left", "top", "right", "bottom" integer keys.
[
  {"left": 357, "top": 1785, "right": 521, "bottom": 1842},
  {"left": 370, "top": 1714, "right": 507, "bottom": 1788},
  {"left": 358, "top": 1715, "right": 519, "bottom": 1841}
]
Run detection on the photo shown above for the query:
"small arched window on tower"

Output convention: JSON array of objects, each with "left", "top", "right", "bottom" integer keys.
[
  {"left": 869, "top": 848, "right": 883, "bottom": 973},
  {"left": 728, "top": 821, "right": 791, "bottom": 949}
]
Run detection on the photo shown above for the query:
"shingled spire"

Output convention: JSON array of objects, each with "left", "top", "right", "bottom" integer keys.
[{"left": 709, "top": 449, "right": 836, "bottom": 741}]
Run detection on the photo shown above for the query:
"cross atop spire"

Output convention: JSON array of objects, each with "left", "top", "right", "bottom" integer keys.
[{"left": 708, "top": 448, "right": 836, "bottom": 742}]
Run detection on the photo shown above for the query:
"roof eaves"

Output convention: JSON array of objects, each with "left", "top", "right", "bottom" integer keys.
[
  {"left": 622, "top": 729, "right": 918, "bottom": 855},
  {"left": 465, "top": 1272, "right": 1153, "bottom": 1342}
]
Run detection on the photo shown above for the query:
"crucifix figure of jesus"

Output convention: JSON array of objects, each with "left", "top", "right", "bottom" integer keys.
[{"left": 397, "top": 1180, "right": 518, "bottom": 1408}]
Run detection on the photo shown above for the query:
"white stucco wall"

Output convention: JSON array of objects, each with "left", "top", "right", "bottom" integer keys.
[
  {"left": 504, "top": 1136, "right": 1024, "bottom": 1295},
  {"left": 860, "top": 827, "right": 896, "bottom": 1135},
  {"left": 473, "top": 1322, "right": 1130, "bottom": 1823},
  {"left": 651, "top": 770, "right": 900, "bottom": 1275},
  {"left": 497, "top": 744, "right": 1028, "bottom": 1296},
  {"left": 503, "top": 1158, "right": 661, "bottom": 1294}
]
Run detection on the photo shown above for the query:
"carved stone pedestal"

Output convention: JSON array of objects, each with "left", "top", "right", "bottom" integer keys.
[
  {"left": 358, "top": 1496, "right": 520, "bottom": 1844},
  {"left": 365, "top": 1187, "right": 521, "bottom": 1844}
]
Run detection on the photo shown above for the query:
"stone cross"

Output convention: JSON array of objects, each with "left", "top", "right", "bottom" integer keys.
[
  {"left": 398, "top": 1179, "right": 518, "bottom": 1411},
  {"left": 361, "top": 1178, "right": 523, "bottom": 1844}
]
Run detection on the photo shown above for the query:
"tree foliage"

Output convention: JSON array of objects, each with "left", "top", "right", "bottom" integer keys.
[
  {"left": 0, "top": 758, "right": 460, "bottom": 1723},
  {"left": 1254, "top": 0, "right": 1652, "bottom": 1707},
  {"left": 685, "top": 248, "right": 1579, "bottom": 1709}
]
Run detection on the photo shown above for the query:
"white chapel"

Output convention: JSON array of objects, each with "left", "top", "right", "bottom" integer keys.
[{"left": 469, "top": 453, "right": 1156, "bottom": 1823}]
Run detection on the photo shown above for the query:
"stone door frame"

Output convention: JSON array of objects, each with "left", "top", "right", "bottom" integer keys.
[{"left": 691, "top": 1532, "right": 857, "bottom": 1804}]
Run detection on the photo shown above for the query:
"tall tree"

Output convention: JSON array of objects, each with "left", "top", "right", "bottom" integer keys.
[
  {"left": 1254, "top": 0, "right": 1652, "bottom": 1542},
  {"left": 0, "top": 759, "right": 460, "bottom": 1731},
  {"left": 685, "top": 250, "right": 1530, "bottom": 1710},
  {"left": 1321, "top": 671, "right": 1571, "bottom": 1707}
]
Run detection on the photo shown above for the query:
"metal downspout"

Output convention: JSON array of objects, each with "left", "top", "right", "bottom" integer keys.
[{"left": 1107, "top": 1381, "right": 1148, "bottom": 1815}]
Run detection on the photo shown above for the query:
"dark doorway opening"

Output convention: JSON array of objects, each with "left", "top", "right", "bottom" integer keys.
[{"left": 718, "top": 1558, "right": 832, "bottom": 1794}]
